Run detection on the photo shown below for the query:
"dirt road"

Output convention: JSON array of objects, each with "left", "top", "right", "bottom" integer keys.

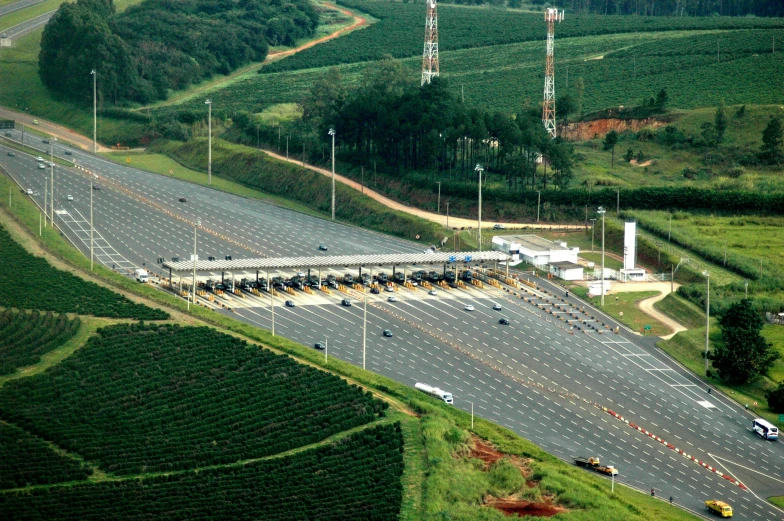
[{"left": 606, "top": 281, "right": 687, "bottom": 339}]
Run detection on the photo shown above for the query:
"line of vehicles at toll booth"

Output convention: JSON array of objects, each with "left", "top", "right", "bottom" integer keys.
[{"left": 191, "top": 268, "right": 485, "bottom": 295}]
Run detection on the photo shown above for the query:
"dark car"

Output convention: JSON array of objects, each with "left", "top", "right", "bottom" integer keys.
[
  {"left": 285, "top": 300, "right": 295, "bottom": 307},
  {"left": 341, "top": 299, "right": 352, "bottom": 307},
  {"left": 64, "top": 150, "right": 72, "bottom": 155},
  {"left": 92, "top": 185, "right": 100, "bottom": 190},
  {"left": 314, "top": 342, "right": 326, "bottom": 350},
  {"left": 383, "top": 330, "right": 393, "bottom": 337},
  {"left": 370, "top": 287, "right": 380, "bottom": 294},
  {"left": 499, "top": 318, "right": 510, "bottom": 325},
  {"left": 6, "top": 152, "right": 13, "bottom": 157},
  {"left": 179, "top": 197, "right": 187, "bottom": 203},
  {"left": 42, "top": 139, "right": 49, "bottom": 144},
  {"left": 318, "top": 244, "right": 328, "bottom": 251}
]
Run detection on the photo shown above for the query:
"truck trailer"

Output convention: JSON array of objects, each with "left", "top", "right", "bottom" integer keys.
[{"left": 415, "top": 382, "right": 453, "bottom": 404}]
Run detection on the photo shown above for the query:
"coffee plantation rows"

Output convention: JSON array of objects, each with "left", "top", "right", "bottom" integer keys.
[
  {"left": 0, "top": 323, "right": 387, "bottom": 475},
  {"left": 0, "top": 423, "right": 403, "bottom": 521},
  {"left": 0, "top": 309, "right": 80, "bottom": 376},
  {"left": 611, "top": 28, "right": 783, "bottom": 57},
  {"left": 0, "top": 422, "right": 91, "bottom": 489},
  {"left": 261, "top": 0, "right": 784, "bottom": 74},
  {"left": 0, "top": 226, "right": 168, "bottom": 320}
]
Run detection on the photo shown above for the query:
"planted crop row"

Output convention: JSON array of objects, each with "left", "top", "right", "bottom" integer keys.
[
  {"left": 0, "top": 423, "right": 403, "bottom": 521},
  {"left": 261, "top": 0, "right": 784, "bottom": 74},
  {"left": 0, "top": 422, "right": 91, "bottom": 489},
  {"left": 0, "top": 309, "right": 80, "bottom": 375},
  {"left": 0, "top": 225, "right": 168, "bottom": 320},
  {"left": 0, "top": 323, "right": 387, "bottom": 475},
  {"left": 610, "top": 28, "right": 784, "bottom": 57}
]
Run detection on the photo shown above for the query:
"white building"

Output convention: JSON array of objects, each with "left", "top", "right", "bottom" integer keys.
[
  {"left": 492, "top": 234, "right": 579, "bottom": 268},
  {"left": 549, "top": 261, "right": 584, "bottom": 281},
  {"left": 619, "top": 221, "right": 646, "bottom": 281}
]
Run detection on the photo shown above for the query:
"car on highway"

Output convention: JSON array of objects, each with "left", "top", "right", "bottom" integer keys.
[
  {"left": 6, "top": 152, "right": 13, "bottom": 157},
  {"left": 428, "top": 289, "right": 437, "bottom": 296},
  {"left": 341, "top": 299, "right": 352, "bottom": 307},
  {"left": 464, "top": 304, "right": 475, "bottom": 311},
  {"left": 42, "top": 139, "right": 49, "bottom": 144},
  {"left": 499, "top": 318, "right": 510, "bottom": 325},
  {"left": 296, "top": 271, "right": 306, "bottom": 278},
  {"left": 387, "top": 296, "right": 398, "bottom": 302},
  {"left": 64, "top": 150, "right": 72, "bottom": 155},
  {"left": 66, "top": 195, "right": 73, "bottom": 201},
  {"left": 313, "top": 342, "right": 325, "bottom": 350},
  {"left": 32, "top": 120, "right": 39, "bottom": 125},
  {"left": 35, "top": 157, "right": 43, "bottom": 162},
  {"left": 285, "top": 300, "right": 295, "bottom": 307},
  {"left": 26, "top": 188, "right": 33, "bottom": 195},
  {"left": 3, "top": 132, "right": 10, "bottom": 137},
  {"left": 384, "top": 285, "right": 394, "bottom": 292},
  {"left": 93, "top": 185, "right": 100, "bottom": 190},
  {"left": 370, "top": 287, "right": 380, "bottom": 294},
  {"left": 178, "top": 197, "right": 187, "bottom": 203},
  {"left": 493, "top": 224, "right": 505, "bottom": 230},
  {"left": 382, "top": 330, "right": 393, "bottom": 337},
  {"left": 37, "top": 164, "right": 45, "bottom": 169},
  {"left": 318, "top": 244, "right": 328, "bottom": 251},
  {"left": 492, "top": 303, "right": 502, "bottom": 310}
]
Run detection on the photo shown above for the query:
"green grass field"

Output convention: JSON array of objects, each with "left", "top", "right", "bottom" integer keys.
[{"left": 653, "top": 293, "right": 706, "bottom": 330}]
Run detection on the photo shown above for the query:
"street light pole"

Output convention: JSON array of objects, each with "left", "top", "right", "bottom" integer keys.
[
  {"left": 90, "top": 174, "right": 94, "bottom": 271},
  {"left": 703, "top": 270, "right": 710, "bottom": 373},
  {"left": 329, "top": 128, "right": 336, "bottom": 220},
  {"left": 49, "top": 138, "right": 55, "bottom": 225},
  {"left": 205, "top": 100, "right": 212, "bottom": 185},
  {"left": 363, "top": 280, "right": 367, "bottom": 370},
  {"left": 537, "top": 190, "right": 541, "bottom": 223},
  {"left": 446, "top": 201, "right": 449, "bottom": 230},
  {"left": 590, "top": 218, "right": 597, "bottom": 252},
  {"left": 598, "top": 206, "right": 606, "bottom": 307},
  {"left": 475, "top": 164, "right": 483, "bottom": 251},
  {"left": 91, "top": 70, "right": 97, "bottom": 153},
  {"left": 190, "top": 219, "right": 200, "bottom": 311},
  {"left": 437, "top": 181, "right": 441, "bottom": 214}
]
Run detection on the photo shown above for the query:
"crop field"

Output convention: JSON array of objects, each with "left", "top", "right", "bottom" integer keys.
[
  {"left": 0, "top": 423, "right": 404, "bottom": 521},
  {"left": 0, "top": 323, "right": 387, "bottom": 475},
  {"left": 0, "top": 421, "right": 92, "bottom": 489},
  {"left": 0, "top": 225, "right": 168, "bottom": 319},
  {"left": 0, "top": 309, "right": 80, "bottom": 375},
  {"left": 262, "top": 0, "right": 784, "bottom": 74}
]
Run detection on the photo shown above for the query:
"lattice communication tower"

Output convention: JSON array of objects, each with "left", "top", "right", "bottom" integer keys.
[
  {"left": 421, "top": 0, "right": 439, "bottom": 86},
  {"left": 542, "top": 8, "right": 563, "bottom": 138}
]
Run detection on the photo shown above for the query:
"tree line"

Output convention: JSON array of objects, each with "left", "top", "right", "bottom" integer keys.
[
  {"left": 39, "top": 0, "right": 318, "bottom": 105},
  {"left": 298, "top": 60, "right": 576, "bottom": 190}
]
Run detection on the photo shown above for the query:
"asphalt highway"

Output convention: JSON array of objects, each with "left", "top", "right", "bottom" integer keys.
[
  {"left": 1, "top": 132, "right": 783, "bottom": 520},
  {"left": 0, "top": 10, "right": 54, "bottom": 40},
  {"left": 0, "top": 0, "right": 46, "bottom": 19}
]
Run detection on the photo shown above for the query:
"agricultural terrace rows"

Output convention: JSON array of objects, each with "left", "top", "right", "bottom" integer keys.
[
  {"left": 0, "top": 422, "right": 91, "bottom": 489},
  {"left": 0, "top": 423, "right": 404, "bottom": 521},
  {"left": 261, "top": 0, "right": 784, "bottom": 74},
  {"left": 0, "top": 323, "right": 387, "bottom": 476},
  {"left": 0, "top": 225, "right": 168, "bottom": 320},
  {"left": 0, "top": 309, "right": 80, "bottom": 375}
]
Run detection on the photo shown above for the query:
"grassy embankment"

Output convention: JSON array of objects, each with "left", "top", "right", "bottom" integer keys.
[{"left": 0, "top": 160, "right": 700, "bottom": 520}]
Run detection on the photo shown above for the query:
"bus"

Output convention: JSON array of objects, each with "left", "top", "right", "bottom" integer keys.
[{"left": 752, "top": 418, "right": 778, "bottom": 441}]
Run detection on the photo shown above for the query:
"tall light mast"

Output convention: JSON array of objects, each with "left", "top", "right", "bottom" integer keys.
[
  {"left": 542, "top": 8, "right": 563, "bottom": 138},
  {"left": 421, "top": 0, "right": 439, "bottom": 86}
]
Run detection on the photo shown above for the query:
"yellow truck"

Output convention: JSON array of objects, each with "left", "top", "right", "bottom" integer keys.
[{"left": 705, "top": 500, "right": 733, "bottom": 518}]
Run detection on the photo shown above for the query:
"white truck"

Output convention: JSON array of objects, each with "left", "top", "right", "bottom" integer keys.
[
  {"left": 134, "top": 268, "right": 149, "bottom": 283},
  {"left": 415, "top": 382, "right": 453, "bottom": 405}
]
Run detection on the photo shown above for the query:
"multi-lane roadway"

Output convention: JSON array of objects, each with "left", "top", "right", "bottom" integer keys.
[{"left": 1, "top": 130, "right": 782, "bottom": 520}]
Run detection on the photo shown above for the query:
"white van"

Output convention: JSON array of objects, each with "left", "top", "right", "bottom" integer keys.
[{"left": 134, "top": 269, "right": 149, "bottom": 283}]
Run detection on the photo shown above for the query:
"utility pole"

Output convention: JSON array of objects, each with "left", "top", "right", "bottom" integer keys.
[
  {"left": 436, "top": 181, "right": 441, "bottom": 214},
  {"left": 446, "top": 201, "right": 449, "bottom": 229},
  {"left": 421, "top": 0, "right": 439, "bottom": 85},
  {"left": 598, "top": 206, "right": 606, "bottom": 307},
  {"left": 205, "top": 99, "right": 212, "bottom": 185},
  {"left": 90, "top": 174, "right": 94, "bottom": 271},
  {"left": 537, "top": 190, "right": 541, "bottom": 223},
  {"left": 590, "top": 218, "right": 596, "bottom": 252},
  {"left": 475, "top": 164, "right": 483, "bottom": 251},
  {"left": 49, "top": 138, "right": 55, "bottom": 225},
  {"left": 616, "top": 187, "right": 620, "bottom": 215},
  {"left": 91, "top": 70, "right": 97, "bottom": 153},
  {"left": 329, "top": 128, "right": 336, "bottom": 220},
  {"left": 542, "top": 8, "right": 563, "bottom": 138},
  {"left": 190, "top": 219, "right": 200, "bottom": 311},
  {"left": 703, "top": 271, "right": 710, "bottom": 372}
]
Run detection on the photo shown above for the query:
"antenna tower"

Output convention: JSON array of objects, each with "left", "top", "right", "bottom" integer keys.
[
  {"left": 421, "top": 0, "right": 439, "bottom": 86},
  {"left": 542, "top": 8, "right": 563, "bottom": 138}
]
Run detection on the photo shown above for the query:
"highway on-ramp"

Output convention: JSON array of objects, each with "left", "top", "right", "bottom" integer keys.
[{"left": 1, "top": 132, "right": 783, "bottom": 520}]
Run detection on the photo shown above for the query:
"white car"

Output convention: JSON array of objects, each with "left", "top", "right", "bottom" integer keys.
[
  {"left": 26, "top": 188, "right": 33, "bottom": 195},
  {"left": 387, "top": 296, "right": 398, "bottom": 302},
  {"left": 464, "top": 304, "right": 475, "bottom": 311},
  {"left": 37, "top": 164, "right": 45, "bottom": 169},
  {"left": 36, "top": 157, "right": 43, "bottom": 162},
  {"left": 492, "top": 303, "right": 503, "bottom": 311},
  {"left": 384, "top": 285, "right": 395, "bottom": 292},
  {"left": 428, "top": 289, "right": 438, "bottom": 296},
  {"left": 66, "top": 195, "right": 73, "bottom": 201}
]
